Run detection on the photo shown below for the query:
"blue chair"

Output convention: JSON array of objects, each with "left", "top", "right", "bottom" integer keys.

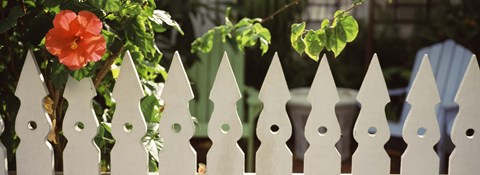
[{"left": 388, "top": 39, "right": 473, "bottom": 170}]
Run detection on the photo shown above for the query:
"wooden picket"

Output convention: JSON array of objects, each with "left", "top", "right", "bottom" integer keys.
[
  {"left": 401, "top": 55, "right": 441, "bottom": 175},
  {"left": 304, "top": 56, "right": 341, "bottom": 175},
  {"left": 352, "top": 55, "right": 391, "bottom": 175},
  {"left": 207, "top": 53, "right": 244, "bottom": 175},
  {"left": 449, "top": 56, "right": 480, "bottom": 175},
  {"left": 7, "top": 50, "right": 480, "bottom": 175},
  {"left": 63, "top": 77, "right": 100, "bottom": 175}
]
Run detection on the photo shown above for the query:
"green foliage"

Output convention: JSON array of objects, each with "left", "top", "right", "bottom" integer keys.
[
  {"left": 0, "top": 6, "right": 25, "bottom": 33},
  {"left": 191, "top": 8, "right": 271, "bottom": 55},
  {"left": 291, "top": 9, "right": 359, "bottom": 60},
  {"left": 0, "top": 0, "right": 183, "bottom": 171}
]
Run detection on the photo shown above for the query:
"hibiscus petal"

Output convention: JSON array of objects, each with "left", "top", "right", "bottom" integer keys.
[
  {"left": 77, "top": 11, "right": 103, "bottom": 35},
  {"left": 78, "top": 34, "right": 106, "bottom": 62},
  {"left": 53, "top": 10, "right": 77, "bottom": 31},
  {"left": 45, "top": 28, "right": 75, "bottom": 56},
  {"left": 59, "top": 51, "right": 87, "bottom": 70}
]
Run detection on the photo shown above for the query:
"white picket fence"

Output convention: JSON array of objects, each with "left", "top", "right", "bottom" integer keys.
[{"left": 5, "top": 50, "right": 480, "bottom": 175}]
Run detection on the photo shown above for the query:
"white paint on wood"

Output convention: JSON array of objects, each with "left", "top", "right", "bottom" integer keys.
[
  {"left": 401, "top": 55, "right": 440, "bottom": 175},
  {"left": 352, "top": 55, "right": 390, "bottom": 175},
  {"left": 256, "top": 53, "right": 292, "bottom": 175},
  {"left": 207, "top": 53, "right": 244, "bottom": 175},
  {"left": 14, "top": 51, "right": 54, "bottom": 175},
  {"left": 449, "top": 55, "right": 480, "bottom": 175},
  {"left": 158, "top": 52, "right": 196, "bottom": 175},
  {"left": 111, "top": 51, "right": 148, "bottom": 175},
  {"left": 63, "top": 77, "right": 100, "bottom": 175},
  {"left": 304, "top": 56, "right": 341, "bottom": 175}
]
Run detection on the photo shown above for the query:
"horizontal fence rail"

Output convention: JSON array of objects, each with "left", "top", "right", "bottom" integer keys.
[{"left": 5, "top": 50, "right": 480, "bottom": 175}]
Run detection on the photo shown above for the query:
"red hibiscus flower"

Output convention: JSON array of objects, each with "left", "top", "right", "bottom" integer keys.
[{"left": 45, "top": 10, "right": 106, "bottom": 70}]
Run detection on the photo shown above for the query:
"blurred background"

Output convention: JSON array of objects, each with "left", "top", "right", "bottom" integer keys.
[{"left": 154, "top": 0, "right": 480, "bottom": 173}]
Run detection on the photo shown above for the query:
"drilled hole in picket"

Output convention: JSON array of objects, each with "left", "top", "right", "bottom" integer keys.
[
  {"left": 368, "top": 127, "right": 377, "bottom": 137},
  {"left": 27, "top": 121, "right": 37, "bottom": 130},
  {"left": 270, "top": 125, "right": 279, "bottom": 134},
  {"left": 221, "top": 123, "right": 230, "bottom": 134},
  {"left": 172, "top": 123, "right": 182, "bottom": 133},
  {"left": 123, "top": 123, "right": 133, "bottom": 133},
  {"left": 417, "top": 127, "right": 427, "bottom": 138},
  {"left": 75, "top": 122, "right": 85, "bottom": 132},
  {"left": 318, "top": 126, "right": 328, "bottom": 136},
  {"left": 466, "top": 128, "right": 475, "bottom": 139}
]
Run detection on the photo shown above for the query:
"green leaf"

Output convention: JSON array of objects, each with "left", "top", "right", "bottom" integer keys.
[
  {"left": 102, "top": 30, "right": 118, "bottom": 49},
  {"left": 330, "top": 24, "right": 347, "bottom": 57},
  {"left": 120, "top": 4, "right": 143, "bottom": 16},
  {"left": 131, "top": 0, "right": 145, "bottom": 4},
  {"left": 124, "top": 16, "right": 154, "bottom": 55},
  {"left": 70, "top": 68, "right": 90, "bottom": 80},
  {"left": 321, "top": 19, "right": 330, "bottom": 29},
  {"left": 149, "top": 10, "right": 184, "bottom": 35},
  {"left": 304, "top": 30, "right": 323, "bottom": 61},
  {"left": 141, "top": 95, "right": 160, "bottom": 123},
  {"left": 291, "top": 22, "right": 306, "bottom": 38},
  {"left": 337, "top": 14, "right": 359, "bottom": 42},
  {"left": 216, "top": 25, "right": 233, "bottom": 43},
  {"left": 0, "top": 6, "right": 25, "bottom": 33},
  {"left": 253, "top": 23, "right": 271, "bottom": 41},
  {"left": 88, "top": 0, "right": 121, "bottom": 12},
  {"left": 24, "top": 0, "right": 36, "bottom": 7},
  {"left": 191, "top": 29, "right": 214, "bottom": 53},
  {"left": 50, "top": 60, "right": 69, "bottom": 89},
  {"left": 292, "top": 35, "right": 305, "bottom": 54},
  {"left": 259, "top": 37, "right": 269, "bottom": 55},
  {"left": 290, "top": 22, "right": 306, "bottom": 54}
]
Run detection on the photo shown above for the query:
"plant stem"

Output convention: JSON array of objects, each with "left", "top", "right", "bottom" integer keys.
[
  {"left": 332, "top": 2, "right": 363, "bottom": 22},
  {"left": 261, "top": 0, "right": 300, "bottom": 23},
  {"left": 94, "top": 45, "right": 125, "bottom": 88}
]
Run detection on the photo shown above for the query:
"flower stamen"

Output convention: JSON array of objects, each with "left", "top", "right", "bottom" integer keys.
[{"left": 71, "top": 37, "right": 80, "bottom": 49}]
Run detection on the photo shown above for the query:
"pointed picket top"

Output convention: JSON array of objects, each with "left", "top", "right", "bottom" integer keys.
[
  {"left": 404, "top": 55, "right": 441, "bottom": 109},
  {"left": 256, "top": 53, "right": 292, "bottom": 175},
  {"left": 111, "top": 51, "right": 148, "bottom": 175},
  {"left": 14, "top": 50, "right": 54, "bottom": 175},
  {"left": 209, "top": 52, "right": 242, "bottom": 102},
  {"left": 161, "top": 51, "right": 194, "bottom": 104},
  {"left": 258, "top": 53, "right": 291, "bottom": 105},
  {"left": 449, "top": 55, "right": 480, "bottom": 175},
  {"left": 62, "top": 77, "right": 100, "bottom": 175},
  {"left": 352, "top": 54, "right": 390, "bottom": 175},
  {"left": 401, "top": 55, "right": 440, "bottom": 175},
  {"left": 304, "top": 56, "right": 341, "bottom": 175},
  {"left": 15, "top": 51, "right": 49, "bottom": 102},
  {"left": 356, "top": 55, "right": 390, "bottom": 108},
  {"left": 207, "top": 52, "right": 244, "bottom": 175},
  {"left": 158, "top": 52, "right": 196, "bottom": 175},
  {"left": 112, "top": 51, "right": 145, "bottom": 102},
  {"left": 0, "top": 117, "right": 7, "bottom": 175}
]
